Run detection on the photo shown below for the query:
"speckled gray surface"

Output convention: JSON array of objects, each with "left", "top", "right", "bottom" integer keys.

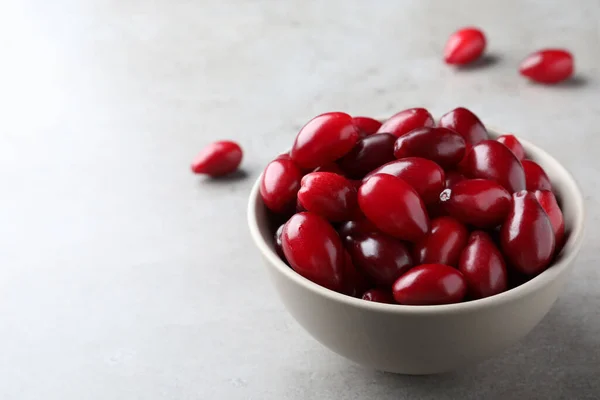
[{"left": 0, "top": 0, "right": 599, "bottom": 399}]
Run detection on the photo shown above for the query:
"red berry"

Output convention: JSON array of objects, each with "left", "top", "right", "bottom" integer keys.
[
  {"left": 522, "top": 160, "right": 552, "bottom": 191},
  {"left": 291, "top": 112, "right": 359, "bottom": 169},
  {"left": 392, "top": 264, "right": 467, "bottom": 305},
  {"left": 500, "top": 191, "right": 556, "bottom": 276},
  {"left": 358, "top": 174, "right": 429, "bottom": 242},
  {"left": 274, "top": 224, "right": 286, "bottom": 261},
  {"left": 345, "top": 232, "right": 413, "bottom": 286},
  {"left": 282, "top": 212, "right": 344, "bottom": 291},
  {"left": 458, "top": 231, "right": 508, "bottom": 299},
  {"left": 497, "top": 134, "right": 525, "bottom": 161},
  {"left": 393, "top": 127, "right": 467, "bottom": 169},
  {"left": 337, "top": 133, "right": 397, "bottom": 179},
  {"left": 444, "top": 27, "right": 486, "bottom": 65},
  {"left": 342, "top": 251, "right": 371, "bottom": 297},
  {"left": 338, "top": 218, "right": 380, "bottom": 242},
  {"left": 297, "top": 172, "right": 357, "bottom": 222},
  {"left": 364, "top": 158, "right": 445, "bottom": 205},
  {"left": 362, "top": 288, "right": 395, "bottom": 304},
  {"left": 440, "top": 179, "right": 512, "bottom": 229},
  {"left": 439, "top": 107, "right": 489, "bottom": 145},
  {"left": 260, "top": 157, "right": 303, "bottom": 213},
  {"left": 445, "top": 171, "right": 465, "bottom": 188},
  {"left": 190, "top": 140, "right": 243, "bottom": 176},
  {"left": 376, "top": 108, "right": 435, "bottom": 138},
  {"left": 519, "top": 49, "right": 574, "bottom": 84},
  {"left": 352, "top": 116, "right": 382, "bottom": 137},
  {"left": 535, "top": 190, "right": 565, "bottom": 248},
  {"left": 462, "top": 140, "right": 526, "bottom": 193},
  {"left": 413, "top": 217, "right": 469, "bottom": 267}
]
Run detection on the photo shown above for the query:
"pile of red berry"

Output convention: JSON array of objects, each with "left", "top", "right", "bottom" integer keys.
[{"left": 260, "top": 108, "right": 565, "bottom": 306}]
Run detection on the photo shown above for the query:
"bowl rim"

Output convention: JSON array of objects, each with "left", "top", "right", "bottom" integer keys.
[{"left": 247, "top": 129, "right": 586, "bottom": 315}]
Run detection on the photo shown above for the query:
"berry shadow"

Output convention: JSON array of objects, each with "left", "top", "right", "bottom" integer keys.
[
  {"left": 455, "top": 54, "right": 501, "bottom": 71},
  {"left": 197, "top": 168, "right": 250, "bottom": 184},
  {"left": 549, "top": 75, "right": 588, "bottom": 88}
]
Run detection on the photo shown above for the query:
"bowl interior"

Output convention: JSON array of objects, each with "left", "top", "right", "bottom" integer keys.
[{"left": 247, "top": 129, "right": 585, "bottom": 314}]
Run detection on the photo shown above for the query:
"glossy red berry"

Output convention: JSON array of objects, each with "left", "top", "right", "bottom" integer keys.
[
  {"left": 440, "top": 179, "right": 511, "bottom": 228},
  {"left": 352, "top": 116, "right": 382, "bottom": 137},
  {"left": 393, "top": 127, "right": 466, "bottom": 169},
  {"left": 519, "top": 49, "right": 574, "bottom": 84},
  {"left": 282, "top": 212, "right": 344, "bottom": 291},
  {"left": 191, "top": 140, "right": 243, "bottom": 176},
  {"left": 444, "top": 27, "right": 486, "bottom": 65},
  {"left": 342, "top": 251, "right": 371, "bottom": 297},
  {"left": 458, "top": 231, "right": 508, "bottom": 299},
  {"left": 362, "top": 288, "right": 395, "bottom": 304},
  {"left": 260, "top": 157, "right": 303, "bottom": 213},
  {"left": 445, "top": 171, "right": 465, "bottom": 188},
  {"left": 535, "top": 190, "right": 565, "bottom": 248},
  {"left": 413, "top": 217, "right": 469, "bottom": 267},
  {"left": 338, "top": 133, "right": 397, "bottom": 179},
  {"left": 522, "top": 160, "right": 552, "bottom": 191},
  {"left": 376, "top": 108, "right": 435, "bottom": 138},
  {"left": 392, "top": 264, "right": 467, "bottom": 306},
  {"left": 345, "top": 232, "right": 413, "bottom": 286},
  {"left": 291, "top": 112, "right": 359, "bottom": 169},
  {"left": 497, "top": 134, "right": 525, "bottom": 161},
  {"left": 364, "top": 158, "right": 445, "bottom": 205},
  {"left": 338, "top": 218, "right": 380, "bottom": 242},
  {"left": 358, "top": 174, "right": 429, "bottom": 242},
  {"left": 439, "top": 107, "right": 489, "bottom": 145},
  {"left": 297, "top": 172, "right": 357, "bottom": 222},
  {"left": 463, "top": 140, "right": 526, "bottom": 193},
  {"left": 500, "top": 191, "right": 556, "bottom": 276}
]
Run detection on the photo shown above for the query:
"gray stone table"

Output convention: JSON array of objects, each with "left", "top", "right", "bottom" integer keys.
[{"left": 0, "top": 0, "right": 598, "bottom": 399}]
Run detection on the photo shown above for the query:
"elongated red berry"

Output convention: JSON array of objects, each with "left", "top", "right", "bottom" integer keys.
[
  {"left": 358, "top": 174, "right": 429, "bottom": 242},
  {"left": 338, "top": 133, "right": 397, "bottom": 179},
  {"left": 260, "top": 157, "right": 303, "bottom": 213},
  {"left": 282, "top": 212, "right": 344, "bottom": 291},
  {"left": 444, "top": 27, "right": 486, "bottom": 65},
  {"left": 535, "top": 190, "right": 565, "bottom": 248},
  {"left": 438, "top": 107, "right": 489, "bottom": 145},
  {"left": 519, "top": 49, "right": 574, "bottom": 84},
  {"left": 413, "top": 217, "right": 469, "bottom": 267},
  {"left": 497, "top": 134, "right": 525, "bottom": 161},
  {"left": 298, "top": 172, "right": 357, "bottom": 222},
  {"left": 393, "top": 127, "right": 466, "bottom": 169},
  {"left": 500, "top": 191, "right": 555, "bottom": 276},
  {"left": 522, "top": 160, "right": 552, "bottom": 191},
  {"left": 191, "top": 141, "right": 243, "bottom": 176},
  {"left": 392, "top": 264, "right": 467, "bottom": 305},
  {"left": 376, "top": 108, "right": 434, "bottom": 138},
  {"left": 291, "top": 112, "right": 359, "bottom": 169},
  {"left": 352, "top": 117, "right": 382, "bottom": 137}
]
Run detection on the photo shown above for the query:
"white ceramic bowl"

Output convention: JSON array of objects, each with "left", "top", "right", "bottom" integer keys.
[{"left": 247, "top": 129, "right": 585, "bottom": 375}]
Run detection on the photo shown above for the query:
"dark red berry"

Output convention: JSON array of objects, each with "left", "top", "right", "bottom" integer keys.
[
  {"left": 260, "top": 157, "right": 303, "bottom": 213},
  {"left": 338, "top": 133, "right": 397, "bottom": 179},
  {"left": 342, "top": 251, "right": 371, "bottom": 297},
  {"left": 497, "top": 134, "right": 525, "bottom": 161},
  {"left": 297, "top": 172, "right": 357, "bottom": 222},
  {"left": 345, "top": 232, "right": 413, "bottom": 286},
  {"left": 291, "top": 112, "right": 359, "bottom": 169},
  {"left": 439, "top": 107, "right": 489, "bottom": 145},
  {"left": 362, "top": 288, "right": 395, "bottom": 304},
  {"left": 445, "top": 171, "right": 465, "bottom": 188},
  {"left": 519, "top": 49, "right": 574, "bottom": 84},
  {"left": 191, "top": 141, "right": 243, "bottom": 176},
  {"left": 352, "top": 116, "right": 382, "bottom": 137},
  {"left": 444, "top": 27, "right": 486, "bottom": 65},
  {"left": 376, "top": 108, "right": 434, "bottom": 138},
  {"left": 274, "top": 224, "right": 286, "bottom": 261},
  {"left": 462, "top": 140, "right": 526, "bottom": 193},
  {"left": 393, "top": 127, "right": 466, "bottom": 169},
  {"left": 282, "top": 212, "right": 344, "bottom": 291},
  {"left": 459, "top": 231, "right": 508, "bottom": 299},
  {"left": 522, "top": 160, "right": 552, "bottom": 191},
  {"left": 535, "top": 190, "right": 565, "bottom": 249},
  {"left": 313, "top": 163, "right": 345, "bottom": 175},
  {"left": 413, "top": 217, "right": 469, "bottom": 267},
  {"left": 358, "top": 174, "right": 430, "bottom": 242},
  {"left": 441, "top": 179, "right": 512, "bottom": 228},
  {"left": 338, "top": 218, "right": 380, "bottom": 242},
  {"left": 500, "top": 191, "right": 556, "bottom": 276},
  {"left": 364, "top": 158, "right": 445, "bottom": 205},
  {"left": 392, "top": 264, "right": 467, "bottom": 305}
]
